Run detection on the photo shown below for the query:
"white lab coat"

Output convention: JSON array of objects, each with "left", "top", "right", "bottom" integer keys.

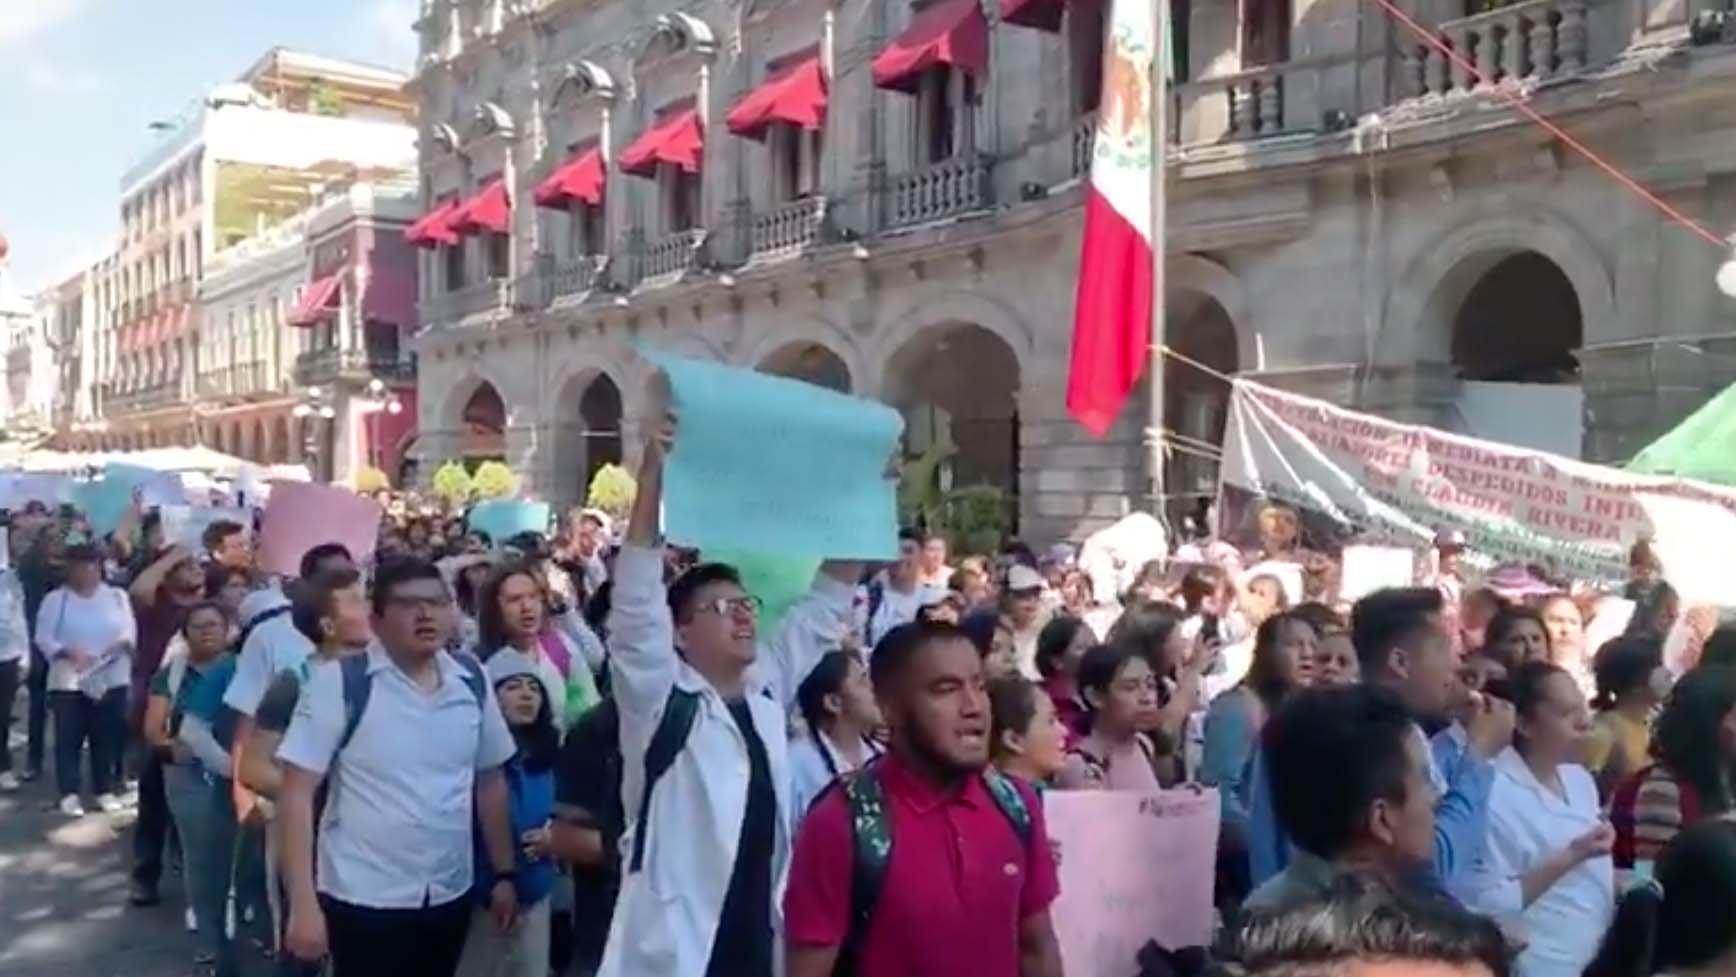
[{"left": 596, "top": 546, "right": 851, "bottom": 977}]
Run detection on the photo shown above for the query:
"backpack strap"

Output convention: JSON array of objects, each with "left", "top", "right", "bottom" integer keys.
[
  {"left": 627, "top": 688, "right": 702, "bottom": 873},
  {"left": 238, "top": 603, "right": 292, "bottom": 651},
  {"left": 452, "top": 651, "right": 487, "bottom": 706},
  {"left": 863, "top": 580, "right": 886, "bottom": 646},
  {"left": 982, "top": 768, "right": 1033, "bottom": 847},
  {"left": 334, "top": 651, "right": 486, "bottom": 764},
  {"left": 839, "top": 761, "right": 893, "bottom": 977},
  {"left": 336, "top": 653, "right": 374, "bottom": 755}
]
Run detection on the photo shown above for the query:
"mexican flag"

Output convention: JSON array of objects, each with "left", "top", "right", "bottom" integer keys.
[{"left": 1065, "top": 0, "right": 1162, "bottom": 436}]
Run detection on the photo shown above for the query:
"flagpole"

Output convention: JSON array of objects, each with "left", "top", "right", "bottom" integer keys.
[{"left": 1147, "top": 0, "right": 1168, "bottom": 520}]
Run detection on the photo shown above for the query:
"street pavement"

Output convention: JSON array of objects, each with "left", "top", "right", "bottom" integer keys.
[{"left": 0, "top": 760, "right": 194, "bottom": 977}]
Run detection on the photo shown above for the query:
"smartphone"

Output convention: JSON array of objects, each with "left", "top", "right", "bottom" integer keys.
[{"left": 1200, "top": 614, "right": 1221, "bottom": 645}]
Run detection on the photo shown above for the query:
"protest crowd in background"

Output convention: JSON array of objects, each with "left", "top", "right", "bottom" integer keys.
[{"left": 6, "top": 356, "right": 1736, "bottom": 977}]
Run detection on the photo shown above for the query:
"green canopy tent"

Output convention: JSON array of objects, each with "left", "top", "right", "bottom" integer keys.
[{"left": 1626, "top": 380, "right": 1736, "bottom": 485}]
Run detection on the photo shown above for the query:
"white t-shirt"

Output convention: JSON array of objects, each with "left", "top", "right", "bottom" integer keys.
[
  {"left": 35, "top": 585, "right": 135, "bottom": 693},
  {"left": 224, "top": 588, "right": 315, "bottom": 717},
  {"left": 854, "top": 574, "right": 947, "bottom": 649}
]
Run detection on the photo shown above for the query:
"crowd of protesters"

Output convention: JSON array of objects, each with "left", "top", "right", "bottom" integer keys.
[{"left": 0, "top": 421, "right": 1733, "bottom": 977}]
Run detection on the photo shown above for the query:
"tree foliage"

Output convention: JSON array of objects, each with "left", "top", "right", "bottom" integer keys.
[{"left": 586, "top": 463, "right": 636, "bottom": 518}]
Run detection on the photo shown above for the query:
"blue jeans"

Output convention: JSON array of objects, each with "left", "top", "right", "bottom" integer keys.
[{"left": 165, "top": 764, "right": 237, "bottom": 972}]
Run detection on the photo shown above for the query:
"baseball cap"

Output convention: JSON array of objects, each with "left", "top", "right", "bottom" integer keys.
[{"left": 1006, "top": 564, "right": 1045, "bottom": 593}]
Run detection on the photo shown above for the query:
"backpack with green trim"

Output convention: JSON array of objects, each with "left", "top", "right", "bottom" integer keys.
[{"left": 830, "top": 758, "right": 1034, "bottom": 976}]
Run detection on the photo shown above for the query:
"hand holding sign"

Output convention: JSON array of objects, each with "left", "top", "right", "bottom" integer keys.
[{"left": 640, "top": 349, "right": 903, "bottom": 559}]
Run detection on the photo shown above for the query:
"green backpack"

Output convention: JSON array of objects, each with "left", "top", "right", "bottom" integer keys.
[{"left": 831, "top": 760, "right": 1034, "bottom": 976}]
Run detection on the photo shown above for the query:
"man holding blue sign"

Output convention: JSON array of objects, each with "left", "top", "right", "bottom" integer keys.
[{"left": 597, "top": 405, "right": 869, "bottom": 977}]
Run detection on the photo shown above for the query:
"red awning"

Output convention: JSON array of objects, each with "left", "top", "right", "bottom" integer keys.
[
  {"left": 533, "top": 148, "right": 606, "bottom": 209},
  {"left": 872, "top": 0, "right": 990, "bottom": 93},
  {"left": 288, "top": 273, "right": 343, "bottom": 328},
  {"left": 405, "top": 197, "right": 462, "bottom": 248},
  {"left": 726, "top": 56, "right": 827, "bottom": 141},
  {"left": 618, "top": 109, "right": 704, "bottom": 179},
  {"left": 449, "top": 178, "right": 512, "bottom": 236},
  {"left": 1001, "top": 0, "right": 1066, "bottom": 31}
]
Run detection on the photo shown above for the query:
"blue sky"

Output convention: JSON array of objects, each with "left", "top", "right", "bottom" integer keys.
[{"left": 0, "top": 0, "right": 420, "bottom": 293}]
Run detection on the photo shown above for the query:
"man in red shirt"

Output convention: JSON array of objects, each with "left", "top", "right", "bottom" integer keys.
[{"left": 784, "top": 620, "right": 1063, "bottom": 977}]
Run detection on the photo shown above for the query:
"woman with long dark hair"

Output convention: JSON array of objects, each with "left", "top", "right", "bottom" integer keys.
[
  {"left": 1468, "top": 661, "right": 1614, "bottom": 977},
  {"left": 788, "top": 650, "right": 882, "bottom": 816},
  {"left": 1055, "top": 644, "right": 1161, "bottom": 791},
  {"left": 476, "top": 562, "right": 598, "bottom": 730},
  {"left": 1585, "top": 819, "right": 1736, "bottom": 977},
  {"left": 1610, "top": 665, "right": 1736, "bottom": 881},
  {"left": 1200, "top": 611, "right": 1316, "bottom": 834}
]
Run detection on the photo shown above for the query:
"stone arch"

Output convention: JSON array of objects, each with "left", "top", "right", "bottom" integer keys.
[
  {"left": 439, "top": 368, "right": 519, "bottom": 436},
  {"left": 550, "top": 368, "right": 627, "bottom": 506},
  {"left": 755, "top": 340, "right": 852, "bottom": 393},
  {"left": 883, "top": 322, "right": 1023, "bottom": 513},
  {"left": 1452, "top": 253, "right": 1583, "bottom": 382},
  {"left": 1164, "top": 291, "right": 1240, "bottom": 505},
  {"left": 1168, "top": 253, "right": 1257, "bottom": 371},
  {"left": 457, "top": 381, "right": 508, "bottom": 460},
  {"left": 872, "top": 289, "right": 1036, "bottom": 397},
  {"left": 1383, "top": 208, "right": 1613, "bottom": 366},
  {"left": 741, "top": 317, "right": 863, "bottom": 391},
  {"left": 229, "top": 421, "right": 244, "bottom": 458}
]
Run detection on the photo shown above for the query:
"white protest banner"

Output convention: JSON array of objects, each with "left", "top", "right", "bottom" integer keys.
[
  {"left": 1047, "top": 789, "right": 1220, "bottom": 977},
  {"left": 1220, "top": 380, "right": 1736, "bottom": 586},
  {"left": 1339, "top": 545, "right": 1417, "bottom": 601},
  {"left": 1634, "top": 493, "right": 1736, "bottom": 607}
]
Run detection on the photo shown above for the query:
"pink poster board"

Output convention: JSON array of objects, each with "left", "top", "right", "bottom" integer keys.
[
  {"left": 257, "top": 481, "right": 382, "bottom": 576},
  {"left": 1045, "top": 788, "right": 1221, "bottom": 977}
]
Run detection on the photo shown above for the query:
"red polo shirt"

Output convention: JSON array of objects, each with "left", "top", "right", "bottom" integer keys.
[{"left": 784, "top": 754, "right": 1059, "bottom": 977}]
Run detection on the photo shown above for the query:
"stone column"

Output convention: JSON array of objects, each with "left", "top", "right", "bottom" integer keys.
[{"left": 505, "top": 421, "right": 542, "bottom": 498}]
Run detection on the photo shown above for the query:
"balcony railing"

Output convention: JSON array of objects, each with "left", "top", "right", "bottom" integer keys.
[
  {"left": 1174, "top": 54, "right": 1350, "bottom": 143},
  {"left": 1072, "top": 112, "right": 1096, "bottom": 179},
  {"left": 421, "top": 277, "right": 510, "bottom": 327},
  {"left": 1407, "top": 0, "right": 1589, "bottom": 97},
  {"left": 544, "top": 253, "right": 608, "bottom": 303},
  {"left": 886, "top": 155, "right": 993, "bottom": 229},
  {"left": 294, "top": 347, "right": 417, "bottom": 386},
  {"left": 641, "top": 229, "right": 708, "bottom": 282},
  {"left": 750, "top": 197, "right": 828, "bottom": 260}
]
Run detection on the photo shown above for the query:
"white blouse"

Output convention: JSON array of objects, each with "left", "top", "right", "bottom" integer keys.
[{"left": 1471, "top": 748, "right": 1615, "bottom": 977}]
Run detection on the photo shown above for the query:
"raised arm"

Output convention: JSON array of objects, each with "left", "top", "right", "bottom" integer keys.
[
  {"left": 757, "top": 561, "right": 861, "bottom": 711},
  {"left": 129, "top": 545, "right": 189, "bottom": 608},
  {"left": 608, "top": 412, "right": 679, "bottom": 737}
]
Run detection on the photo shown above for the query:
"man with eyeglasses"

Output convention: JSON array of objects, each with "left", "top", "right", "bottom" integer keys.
[
  {"left": 274, "top": 558, "right": 520, "bottom": 977},
  {"left": 597, "top": 412, "right": 864, "bottom": 977}
]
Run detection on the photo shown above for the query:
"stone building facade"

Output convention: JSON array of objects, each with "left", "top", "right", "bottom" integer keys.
[{"left": 409, "top": 0, "right": 1736, "bottom": 543}]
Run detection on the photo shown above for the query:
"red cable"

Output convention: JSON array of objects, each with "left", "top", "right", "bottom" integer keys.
[{"left": 1365, "top": 0, "right": 1727, "bottom": 248}]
